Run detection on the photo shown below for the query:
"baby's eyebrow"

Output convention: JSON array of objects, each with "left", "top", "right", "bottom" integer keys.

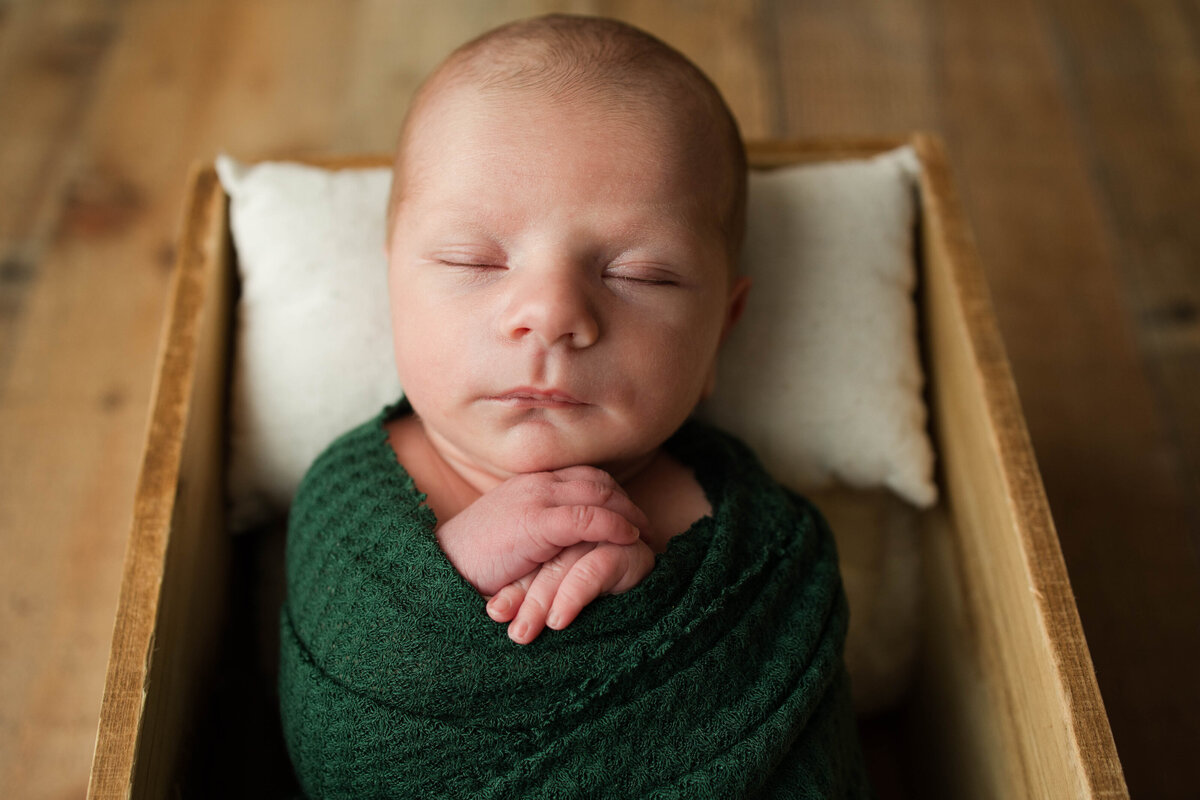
[
  {"left": 410, "top": 191, "right": 720, "bottom": 259},
  {"left": 415, "top": 208, "right": 506, "bottom": 241}
]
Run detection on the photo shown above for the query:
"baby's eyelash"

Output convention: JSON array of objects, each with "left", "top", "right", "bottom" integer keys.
[
  {"left": 616, "top": 276, "right": 678, "bottom": 286},
  {"left": 437, "top": 259, "right": 504, "bottom": 269},
  {"left": 603, "top": 267, "right": 680, "bottom": 287}
]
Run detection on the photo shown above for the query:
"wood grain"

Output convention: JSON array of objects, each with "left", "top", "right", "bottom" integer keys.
[
  {"left": 1035, "top": 6, "right": 1200, "bottom": 785},
  {"left": 927, "top": 5, "right": 1200, "bottom": 796},
  {"left": 0, "top": 0, "right": 116, "bottom": 385}
]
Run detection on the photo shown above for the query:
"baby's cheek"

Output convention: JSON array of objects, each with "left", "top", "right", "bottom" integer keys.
[
  {"left": 395, "top": 348, "right": 444, "bottom": 400},
  {"left": 391, "top": 299, "right": 444, "bottom": 368},
  {"left": 392, "top": 336, "right": 443, "bottom": 405}
]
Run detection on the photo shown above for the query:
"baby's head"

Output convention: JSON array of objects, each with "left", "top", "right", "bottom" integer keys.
[
  {"left": 387, "top": 14, "right": 746, "bottom": 261},
  {"left": 386, "top": 14, "right": 750, "bottom": 482}
]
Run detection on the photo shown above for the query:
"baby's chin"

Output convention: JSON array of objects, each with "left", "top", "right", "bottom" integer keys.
[{"left": 487, "top": 436, "right": 659, "bottom": 483}]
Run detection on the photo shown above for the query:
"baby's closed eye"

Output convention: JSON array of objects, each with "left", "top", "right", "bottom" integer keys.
[
  {"left": 432, "top": 256, "right": 505, "bottom": 269},
  {"left": 426, "top": 250, "right": 508, "bottom": 285},
  {"left": 425, "top": 242, "right": 508, "bottom": 269},
  {"left": 602, "top": 263, "right": 682, "bottom": 287}
]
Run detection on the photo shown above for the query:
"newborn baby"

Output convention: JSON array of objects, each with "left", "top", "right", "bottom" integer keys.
[
  {"left": 281, "top": 14, "right": 871, "bottom": 799},
  {"left": 383, "top": 13, "right": 751, "bottom": 648}
]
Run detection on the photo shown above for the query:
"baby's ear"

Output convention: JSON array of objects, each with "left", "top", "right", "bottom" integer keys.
[
  {"left": 702, "top": 276, "right": 752, "bottom": 401},
  {"left": 719, "top": 275, "right": 752, "bottom": 345}
]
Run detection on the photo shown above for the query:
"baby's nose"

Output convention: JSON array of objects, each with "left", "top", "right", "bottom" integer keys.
[{"left": 501, "top": 268, "right": 600, "bottom": 348}]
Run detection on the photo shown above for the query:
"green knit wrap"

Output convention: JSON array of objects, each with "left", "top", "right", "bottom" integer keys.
[{"left": 280, "top": 401, "right": 871, "bottom": 798}]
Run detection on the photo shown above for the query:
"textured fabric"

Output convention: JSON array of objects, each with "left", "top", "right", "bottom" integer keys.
[{"left": 280, "top": 400, "right": 872, "bottom": 798}]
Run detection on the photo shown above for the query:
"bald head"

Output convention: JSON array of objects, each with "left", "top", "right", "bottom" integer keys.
[{"left": 387, "top": 14, "right": 747, "bottom": 262}]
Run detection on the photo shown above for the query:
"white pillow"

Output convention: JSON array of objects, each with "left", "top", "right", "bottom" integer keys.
[
  {"left": 217, "top": 147, "right": 936, "bottom": 530},
  {"left": 216, "top": 158, "right": 401, "bottom": 529},
  {"left": 698, "top": 147, "right": 937, "bottom": 508}
]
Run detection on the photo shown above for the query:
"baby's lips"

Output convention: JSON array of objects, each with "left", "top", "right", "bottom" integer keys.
[{"left": 487, "top": 385, "right": 589, "bottom": 407}]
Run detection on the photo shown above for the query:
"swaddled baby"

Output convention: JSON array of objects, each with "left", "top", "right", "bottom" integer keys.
[{"left": 280, "top": 14, "right": 871, "bottom": 798}]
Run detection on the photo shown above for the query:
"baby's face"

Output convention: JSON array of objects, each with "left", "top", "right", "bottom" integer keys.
[{"left": 388, "top": 84, "right": 746, "bottom": 482}]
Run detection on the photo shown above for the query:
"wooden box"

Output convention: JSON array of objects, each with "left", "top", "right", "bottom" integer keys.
[{"left": 87, "top": 136, "right": 1128, "bottom": 799}]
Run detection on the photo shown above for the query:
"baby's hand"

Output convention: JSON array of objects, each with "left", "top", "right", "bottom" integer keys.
[
  {"left": 485, "top": 538, "right": 655, "bottom": 644},
  {"left": 436, "top": 465, "right": 650, "bottom": 596}
]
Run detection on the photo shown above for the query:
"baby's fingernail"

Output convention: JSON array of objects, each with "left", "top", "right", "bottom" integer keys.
[
  {"left": 546, "top": 610, "right": 561, "bottom": 629},
  {"left": 488, "top": 596, "right": 509, "bottom": 617},
  {"left": 510, "top": 620, "right": 528, "bottom": 641}
]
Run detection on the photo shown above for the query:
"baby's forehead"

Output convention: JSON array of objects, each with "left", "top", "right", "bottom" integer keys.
[
  {"left": 408, "top": 89, "right": 714, "bottom": 216},
  {"left": 403, "top": 92, "right": 722, "bottom": 238},
  {"left": 405, "top": 76, "right": 720, "bottom": 186},
  {"left": 426, "top": 64, "right": 699, "bottom": 127}
]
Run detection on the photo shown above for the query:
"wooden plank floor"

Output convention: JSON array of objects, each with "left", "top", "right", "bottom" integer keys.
[{"left": 1, "top": 1, "right": 1196, "bottom": 796}]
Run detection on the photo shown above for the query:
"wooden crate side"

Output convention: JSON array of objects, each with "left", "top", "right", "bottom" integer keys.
[
  {"left": 746, "top": 137, "right": 909, "bottom": 166},
  {"left": 913, "top": 134, "right": 1127, "bottom": 800},
  {"left": 134, "top": 170, "right": 234, "bottom": 796},
  {"left": 913, "top": 502, "right": 1019, "bottom": 798},
  {"left": 286, "top": 138, "right": 912, "bottom": 172},
  {"left": 87, "top": 166, "right": 233, "bottom": 799}
]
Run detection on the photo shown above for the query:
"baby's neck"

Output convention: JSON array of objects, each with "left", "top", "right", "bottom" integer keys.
[{"left": 385, "top": 415, "right": 710, "bottom": 552}]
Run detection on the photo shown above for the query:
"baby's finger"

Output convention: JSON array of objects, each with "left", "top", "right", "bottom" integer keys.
[
  {"left": 486, "top": 573, "right": 534, "bottom": 623},
  {"left": 507, "top": 545, "right": 589, "bottom": 644},
  {"left": 550, "top": 465, "right": 620, "bottom": 485},
  {"left": 549, "top": 479, "right": 650, "bottom": 532},
  {"left": 609, "top": 542, "right": 656, "bottom": 593},
  {"left": 547, "top": 544, "right": 654, "bottom": 630},
  {"left": 535, "top": 504, "right": 641, "bottom": 549}
]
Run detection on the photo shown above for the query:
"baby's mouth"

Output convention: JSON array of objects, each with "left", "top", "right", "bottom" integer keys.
[{"left": 487, "top": 387, "right": 588, "bottom": 408}]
